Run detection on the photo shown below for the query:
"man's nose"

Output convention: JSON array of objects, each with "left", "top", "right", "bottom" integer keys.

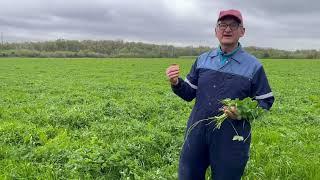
[{"left": 225, "top": 25, "right": 232, "bottom": 32}]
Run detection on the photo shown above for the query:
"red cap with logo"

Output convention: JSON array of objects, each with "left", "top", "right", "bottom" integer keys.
[{"left": 218, "top": 9, "right": 243, "bottom": 24}]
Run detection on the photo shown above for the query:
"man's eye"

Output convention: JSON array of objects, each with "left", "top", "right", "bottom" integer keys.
[{"left": 230, "top": 23, "right": 238, "bottom": 27}]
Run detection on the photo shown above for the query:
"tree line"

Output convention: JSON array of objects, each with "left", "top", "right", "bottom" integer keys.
[{"left": 0, "top": 39, "right": 319, "bottom": 59}]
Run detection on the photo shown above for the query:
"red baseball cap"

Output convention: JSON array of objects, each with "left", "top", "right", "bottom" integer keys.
[{"left": 218, "top": 9, "right": 243, "bottom": 24}]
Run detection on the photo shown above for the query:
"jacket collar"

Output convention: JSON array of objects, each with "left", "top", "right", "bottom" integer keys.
[{"left": 209, "top": 43, "right": 243, "bottom": 64}]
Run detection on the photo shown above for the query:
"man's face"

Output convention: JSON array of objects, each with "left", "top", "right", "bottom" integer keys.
[{"left": 215, "top": 17, "right": 245, "bottom": 46}]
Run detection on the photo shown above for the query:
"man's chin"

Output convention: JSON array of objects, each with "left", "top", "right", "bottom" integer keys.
[{"left": 220, "top": 41, "right": 236, "bottom": 46}]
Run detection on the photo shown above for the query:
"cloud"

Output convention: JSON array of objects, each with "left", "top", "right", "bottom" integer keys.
[{"left": 0, "top": 0, "right": 319, "bottom": 50}]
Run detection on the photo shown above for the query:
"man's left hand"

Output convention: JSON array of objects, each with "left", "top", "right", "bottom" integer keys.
[{"left": 223, "top": 106, "right": 241, "bottom": 120}]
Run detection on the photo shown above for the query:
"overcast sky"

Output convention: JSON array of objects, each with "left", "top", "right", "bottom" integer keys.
[{"left": 1, "top": 0, "right": 319, "bottom": 50}]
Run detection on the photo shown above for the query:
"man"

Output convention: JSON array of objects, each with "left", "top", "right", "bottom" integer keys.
[{"left": 165, "top": 9, "right": 274, "bottom": 180}]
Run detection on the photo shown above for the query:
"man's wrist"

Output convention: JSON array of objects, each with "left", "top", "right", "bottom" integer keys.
[
  {"left": 171, "top": 78, "right": 183, "bottom": 89},
  {"left": 171, "top": 78, "right": 179, "bottom": 86}
]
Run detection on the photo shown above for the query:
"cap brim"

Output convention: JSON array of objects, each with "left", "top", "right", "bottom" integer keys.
[{"left": 218, "top": 15, "right": 242, "bottom": 24}]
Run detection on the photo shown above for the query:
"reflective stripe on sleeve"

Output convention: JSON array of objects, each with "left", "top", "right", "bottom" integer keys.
[
  {"left": 255, "top": 92, "right": 273, "bottom": 100},
  {"left": 185, "top": 78, "right": 198, "bottom": 89}
]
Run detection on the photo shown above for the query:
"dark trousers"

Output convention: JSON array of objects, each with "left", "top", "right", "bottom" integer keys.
[{"left": 178, "top": 119, "right": 251, "bottom": 180}]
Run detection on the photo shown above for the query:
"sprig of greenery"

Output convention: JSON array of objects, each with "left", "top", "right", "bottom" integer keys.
[{"left": 214, "top": 97, "right": 265, "bottom": 129}]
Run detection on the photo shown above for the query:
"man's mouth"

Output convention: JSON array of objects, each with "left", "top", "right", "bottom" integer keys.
[{"left": 223, "top": 34, "right": 232, "bottom": 38}]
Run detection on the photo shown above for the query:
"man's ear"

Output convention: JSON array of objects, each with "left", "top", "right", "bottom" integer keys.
[
  {"left": 214, "top": 27, "right": 218, "bottom": 37},
  {"left": 240, "top": 27, "right": 245, "bottom": 37}
]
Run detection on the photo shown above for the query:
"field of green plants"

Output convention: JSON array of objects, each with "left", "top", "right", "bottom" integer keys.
[{"left": 0, "top": 58, "right": 319, "bottom": 179}]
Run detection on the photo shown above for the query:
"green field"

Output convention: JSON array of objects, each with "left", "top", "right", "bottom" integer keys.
[{"left": 0, "top": 58, "right": 319, "bottom": 179}]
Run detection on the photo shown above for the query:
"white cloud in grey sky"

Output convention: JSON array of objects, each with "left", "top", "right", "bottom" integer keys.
[{"left": 0, "top": 0, "right": 320, "bottom": 50}]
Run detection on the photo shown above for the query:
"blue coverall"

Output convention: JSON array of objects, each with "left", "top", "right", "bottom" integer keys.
[{"left": 172, "top": 45, "right": 274, "bottom": 180}]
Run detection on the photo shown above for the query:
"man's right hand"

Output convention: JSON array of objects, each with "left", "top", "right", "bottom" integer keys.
[{"left": 166, "top": 64, "right": 180, "bottom": 85}]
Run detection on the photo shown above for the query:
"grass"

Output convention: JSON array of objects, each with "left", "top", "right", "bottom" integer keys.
[{"left": 0, "top": 58, "right": 319, "bottom": 179}]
